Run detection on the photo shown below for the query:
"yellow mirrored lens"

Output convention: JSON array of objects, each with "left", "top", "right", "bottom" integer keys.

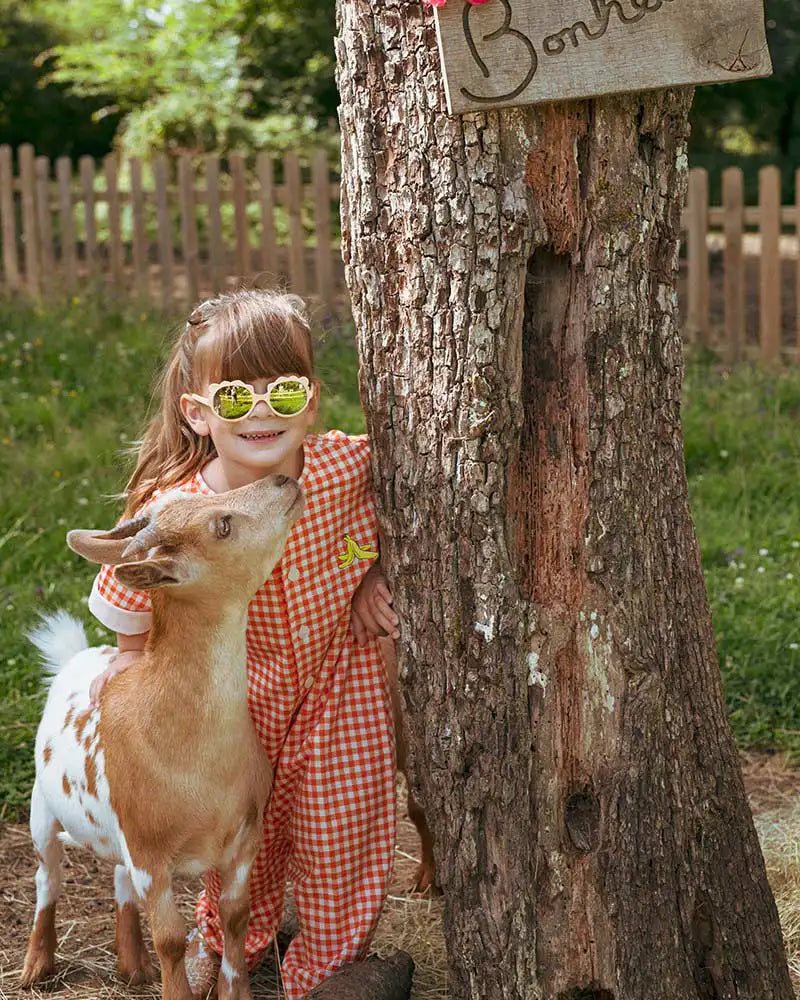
[
  {"left": 214, "top": 384, "right": 254, "bottom": 419},
  {"left": 269, "top": 380, "right": 308, "bottom": 415}
]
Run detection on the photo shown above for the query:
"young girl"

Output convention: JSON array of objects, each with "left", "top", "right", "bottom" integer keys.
[{"left": 87, "top": 290, "right": 402, "bottom": 999}]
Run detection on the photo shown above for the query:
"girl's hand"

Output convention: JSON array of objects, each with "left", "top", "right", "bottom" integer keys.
[
  {"left": 89, "top": 650, "right": 142, "bottom": 704},
  {"left": 351, "top": 564, "right": 401, "bottom": 646}
]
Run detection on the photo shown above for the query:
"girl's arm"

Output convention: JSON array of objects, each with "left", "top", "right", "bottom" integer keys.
[{"left": 89, "top": 630, "right": 150, "bottom": 703}]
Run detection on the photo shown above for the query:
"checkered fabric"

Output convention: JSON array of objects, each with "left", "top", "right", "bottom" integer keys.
[{"left": 90, "top": 431, "right": 397, "bottom": 999}]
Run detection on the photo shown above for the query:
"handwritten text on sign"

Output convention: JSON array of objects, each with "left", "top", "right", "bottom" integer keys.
[{"left": 432, "top": 0, "right": 772, "bottom": 115}]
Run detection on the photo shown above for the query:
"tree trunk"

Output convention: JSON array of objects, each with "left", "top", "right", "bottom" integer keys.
[{"left": 335, "top": 3, "right": 793, "bottom": 998}]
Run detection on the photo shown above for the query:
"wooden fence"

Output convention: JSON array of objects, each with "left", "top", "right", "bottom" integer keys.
[
  {"left": 684, "top": 165, "right": 800, "bottom": 363},
  {"left": 0, "top": 147, "right": 798, "bottom": 359},
  {"left": 0, "top": 144, "right": 344, "bottom": 315}
]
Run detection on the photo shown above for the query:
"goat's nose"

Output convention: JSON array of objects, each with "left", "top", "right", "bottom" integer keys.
[{"left": 274, "top": 474, "right": 292, "bottom": 487}]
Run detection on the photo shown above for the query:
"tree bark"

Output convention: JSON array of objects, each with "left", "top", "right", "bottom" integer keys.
[{"left": 335, "top": 3, "right": 793, "bottom": 998}]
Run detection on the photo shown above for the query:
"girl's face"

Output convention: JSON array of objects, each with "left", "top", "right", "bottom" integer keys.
[{"left": 180, "top": 375, "right": 319, "bottom": 488}]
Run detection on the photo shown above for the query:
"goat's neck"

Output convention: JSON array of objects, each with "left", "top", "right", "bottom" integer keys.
[{"left": 144, "top": 591, "right": 251, "bottom": 712}]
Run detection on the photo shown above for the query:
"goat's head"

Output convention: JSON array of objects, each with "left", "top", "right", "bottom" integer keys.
[{"left": 67, "top": 475, "right": 304, "bottom": 598}]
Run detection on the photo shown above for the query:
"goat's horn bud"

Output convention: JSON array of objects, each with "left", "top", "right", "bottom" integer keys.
[
  {"left": 121, "top": 523, "right": 162, "bottom": 559},
  {"left": 101, "top": 515, "right": 151, "bottom": 540}
]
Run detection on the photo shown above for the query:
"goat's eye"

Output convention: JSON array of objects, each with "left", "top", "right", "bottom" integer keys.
[{"left": 215, "top": 515, "right": 232, "bottom": 539}]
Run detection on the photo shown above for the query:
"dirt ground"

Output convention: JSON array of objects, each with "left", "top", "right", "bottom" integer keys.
[{"left": 1, "top": 759, "right": 799, "bottom": 1000}]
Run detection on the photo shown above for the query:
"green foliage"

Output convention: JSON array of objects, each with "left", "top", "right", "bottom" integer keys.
[
  {"left": 240, "top": 0, "right": 338, "bottom": 128},
  {"left": 0, "top": 0, "right": 118, "bottom": 158},
  {"left": 30, "top": 0, "right": 338, "bottom": 158}
]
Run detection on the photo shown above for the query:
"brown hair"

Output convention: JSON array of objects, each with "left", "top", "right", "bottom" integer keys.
[{"left": 124, "top": 290, "right": 319, "bottom": 516}]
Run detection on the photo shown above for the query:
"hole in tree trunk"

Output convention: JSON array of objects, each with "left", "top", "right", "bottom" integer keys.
[
  {"left": 564, "top": 788, "right": 600, "bottom": 854},
  {"left": 691, "top": 892, "right": 723, "bottom": 999}
]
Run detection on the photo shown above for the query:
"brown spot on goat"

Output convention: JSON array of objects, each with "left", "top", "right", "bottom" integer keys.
[
  {"left": 62, "top": 774, "right": 71, "bottom": 797},
  {"left": 62, "top": 707, "right": 74, "bottom": 732},
  {"left": 85, "top": 754, "right": 98, "bottom": 798},
  {"left": 42, "top": 743, "right": 53, "bottom": 765},
  {"left": 73, "top": 709, "right": 92, "bottom": 744}
]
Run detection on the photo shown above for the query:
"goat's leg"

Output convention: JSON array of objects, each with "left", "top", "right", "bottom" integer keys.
[
  {"left": 21, "top": 782, "right": 64, "bottom": 987},
  {"left": 143, "top": 869, "right": 192, "bottom": 1000},
  {"left": 216, "top": 818, "right": 262, "bottom": 1000},
  {"left": 406, "top": 788, "right": 439, "bottom": 894},
  {"left": 379, "top": 636, "right": 439, "bottom": 895},
  {"left": 114, "top": 864, "right": 156, "bottom": 985}
]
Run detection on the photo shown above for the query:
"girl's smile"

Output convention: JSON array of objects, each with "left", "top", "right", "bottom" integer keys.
[{"left": 238, "top": 429, "right": 285, "bottom": 442}]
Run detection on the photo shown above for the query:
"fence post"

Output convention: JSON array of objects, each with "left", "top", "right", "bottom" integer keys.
[
  {"left": 284, "top": 151, "right": 305, "bottom": 295},
  {"left": 178, "top": 155, "right": 200, "bottom": 306},
  {"left": 154, "top": 154, "right": 174, "bottom": 308},
  {"left": 759, "top": 165, "right": 781, "bottom": 364},
  {"left": 105, "top": 154, "right": 124, "bottom": 295},
  {"left": 313, "top": 148, "right": 334, "bottom": 313},
  {"left": 56, "top": 156, "right": 77, "bottom": 294},
  {"left": 19, "top": 144, "right": 40, "bottom": 297},
  {"left": 230, "top": 153, "right": 250, "bottom": 280},
  {"left": 687, "top": 167, "right": 709, "bottom": 345},
  {"left": 257, "top": 152, "right": 278, "bottom": 281},
  {"left": 35, "top": 156, "right": 55, "bottom": 298},
  {"left": 722, "top": 167, "right": 745, "bottom": 363},
  {"left": 205, "top": 155, "right": 225, "bottom": 294},
  {"left": 129, "top": 157, "right": 148, "bottom": 302},
  {"left": 0, "top": 145, "right": 20, "bottom": 291},
  {"left": 79, "top": 156, "right": 97, "bottom": 279}
]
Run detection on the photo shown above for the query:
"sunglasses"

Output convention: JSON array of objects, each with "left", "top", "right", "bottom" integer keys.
[{"left": 189, "top": 376, "right": 314, "bottom": 421}]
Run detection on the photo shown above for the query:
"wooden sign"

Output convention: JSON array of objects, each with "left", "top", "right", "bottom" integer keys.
[{"left": 433, "top": 0, "right": 772, "bottom": 115}]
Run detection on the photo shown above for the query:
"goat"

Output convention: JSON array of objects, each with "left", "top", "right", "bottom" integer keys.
[
  {"left": 21, "top": 474, "right": 304, "bottom": 1000},
  {"left": 381, "top": 637, "right": 438, "bottom": 895}
]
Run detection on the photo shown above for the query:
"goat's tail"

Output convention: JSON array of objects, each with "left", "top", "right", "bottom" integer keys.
[{"left": 28, "top": 611, "right": 89, "bottom": 681}]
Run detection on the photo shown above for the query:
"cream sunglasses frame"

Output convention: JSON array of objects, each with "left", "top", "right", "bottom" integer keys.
[{"left": 188, "top": 376, "right": 314, "bottom": 421}]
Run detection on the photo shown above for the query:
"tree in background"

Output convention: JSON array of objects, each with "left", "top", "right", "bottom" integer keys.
[
  {"left": 0, "top": 0, "right": 118, "bottom": 158},
  {"left": 25, "top": 0, "right": 338, "bottom": 158},
  {"left": 240, "top": 0, "right": 338, "bottom": 134}
]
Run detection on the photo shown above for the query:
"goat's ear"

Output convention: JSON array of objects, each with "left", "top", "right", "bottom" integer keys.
[
  {"left": 114, "top": 557, "right": 184, "bottom": 591},
  {"left": 67, "top": 530, "right": 135, "bottom": 566}
]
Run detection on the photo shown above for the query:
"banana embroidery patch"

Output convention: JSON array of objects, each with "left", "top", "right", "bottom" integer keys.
[{"left": 337, "top": 534, "right": 378, "bottom": 568}]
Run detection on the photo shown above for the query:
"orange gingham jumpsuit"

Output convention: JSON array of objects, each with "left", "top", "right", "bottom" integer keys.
[{"left": 89, "top": 430, "right": 397, "bottom": 998}]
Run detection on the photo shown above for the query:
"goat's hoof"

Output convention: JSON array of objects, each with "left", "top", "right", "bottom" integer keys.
[
  {"left": 409, "top": 863, "right": 441, "bottom": 897},
  {"left": 20, "top": 952, "right": 56, "bottom": 989}
]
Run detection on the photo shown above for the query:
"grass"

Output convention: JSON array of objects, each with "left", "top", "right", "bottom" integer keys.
[
  {"left": 684, "top": 352, "right": 800, "bottom": 755},
  {"left": 0, "top": 299, "right": 798, "bottom": 820}
]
